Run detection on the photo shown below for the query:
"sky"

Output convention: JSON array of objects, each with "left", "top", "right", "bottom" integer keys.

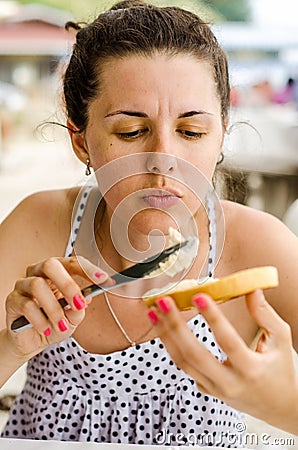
[{"left": 250, "top": 0, "right": 298, "bottom": 26}]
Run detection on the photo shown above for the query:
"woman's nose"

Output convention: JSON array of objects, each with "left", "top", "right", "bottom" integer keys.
[{"left": 146, "top": 152, "right": 178, "bottom": 174}]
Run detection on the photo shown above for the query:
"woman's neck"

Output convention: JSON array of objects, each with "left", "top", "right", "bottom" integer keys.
[{"left": 96, "top": 202, "right": 211, "bottom": 275}]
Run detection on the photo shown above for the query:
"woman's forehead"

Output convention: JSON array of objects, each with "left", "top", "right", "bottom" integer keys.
[
  {"left": 100, "top": 52, "right": 212, "bottom": 78},
  {"left": 95, "top": 54, "right": 219, "bottom": 109}
]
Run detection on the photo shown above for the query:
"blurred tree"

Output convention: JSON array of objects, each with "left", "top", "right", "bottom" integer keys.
[
  {"left": 200, "top": 0, "right": 251, "bottom": 21},
  {"left": 17, "top": 0, "right": 223, "bottom": 22}
]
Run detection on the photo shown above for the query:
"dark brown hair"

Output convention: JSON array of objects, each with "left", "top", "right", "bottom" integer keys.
[{"left": 63, "top": 0, "right": 230, "bottom": 133}]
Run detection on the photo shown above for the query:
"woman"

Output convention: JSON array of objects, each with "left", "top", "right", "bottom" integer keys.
[{"left": 0, "top": 0, "right": 297, "bottom": 444}]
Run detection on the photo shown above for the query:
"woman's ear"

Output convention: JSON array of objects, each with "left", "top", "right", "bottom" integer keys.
[{"left": 67, "top": 119, "right": 89, "bottom": 164}]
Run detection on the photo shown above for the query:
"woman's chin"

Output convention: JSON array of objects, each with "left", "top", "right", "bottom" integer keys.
[{"left": 129, "top": 211, "right": 178, "bottom": 237}]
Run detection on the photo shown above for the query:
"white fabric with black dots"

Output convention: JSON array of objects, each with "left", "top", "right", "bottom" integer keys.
[{"left": 2, "top": 186, "right": 244, "bottom": 446}]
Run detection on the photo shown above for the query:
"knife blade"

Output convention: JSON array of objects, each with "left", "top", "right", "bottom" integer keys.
[{"left": 11, "top": 240, "right": 189, "bottom": 332}]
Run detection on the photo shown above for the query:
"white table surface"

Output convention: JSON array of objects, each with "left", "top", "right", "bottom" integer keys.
[{"left": 0, "top": 439, "right": 247, "bottom": 450}]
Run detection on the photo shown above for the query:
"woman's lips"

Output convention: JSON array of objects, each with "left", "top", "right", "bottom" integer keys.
[{"left": 142, "top": 189, "right": 182, "bottom": 209}]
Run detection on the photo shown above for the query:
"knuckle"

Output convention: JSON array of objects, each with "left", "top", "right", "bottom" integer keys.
[
  {"left": 243, "top": 363, "right": 262, "bottom": 384},
  {"left": 168, "top": 316, "right": 181, "bottom": 332},
  {"left": 22, "top": 298, "right": 38, "bottom": 316},
  {"left": 158, "top": 320, "right": 180, "bottom": 341},
  {"left": 67, "top": 256, "right": 86, "bottom": 274},
  {"left": 14, "top": 278, "right": 26, "bottom": 290},
  {"left": 26, "top": 263, "right": 35, "bottom": 276},
  {"left": 28, "top": 277, "right": 46, "bottom": 294},
  {"left": 279, "top": 320, "right": 292, "bottom": 342},
  {"left": 42, "top": 257, "right": 59, "bottom": 273},
  {"left": 164, "top": 319, "right": 185, "bottom": 339},
  {"left": 68, "top": 256, "right": 78, "bottom": 267},
  {"left": 5, "top": 291, "right": 16, "bottom": 307}
]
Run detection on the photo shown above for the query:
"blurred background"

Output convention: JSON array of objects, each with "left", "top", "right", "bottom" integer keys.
[
  {"left": 0, "top": 0, "right": 297, "bottom": 447},
  {"left": 0, "top": 0, "right": 297, "bottom": 227}
]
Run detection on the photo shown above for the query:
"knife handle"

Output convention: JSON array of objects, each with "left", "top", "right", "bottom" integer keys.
[{"left": 10, "top": 283, "right": 106, "bottom": 333}]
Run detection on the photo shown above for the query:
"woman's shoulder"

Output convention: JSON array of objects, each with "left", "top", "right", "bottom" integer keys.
[
  {"left": 221, "top": 200, "right": 297, "bottom": 266},
  {"left": 222, "top": 199, "right": 279, "bottom": 229},
  {"left": 4, "top": 187, "right": 80, "bottom": 228},
  {"left": 19, "top": 186, "right": 80, "bottom": 210},
  {"left": 0, "top": 187, "right": 81, "bottom": 256}
]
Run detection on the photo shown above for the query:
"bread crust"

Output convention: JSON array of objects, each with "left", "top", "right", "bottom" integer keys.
[{"left": 143, "top": 266, "right": 279, "bottom": 310}]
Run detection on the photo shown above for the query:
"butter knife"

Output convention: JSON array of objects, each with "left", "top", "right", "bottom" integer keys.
[{"left": 11, "top": 240, "right": 189, "bottom": 332}]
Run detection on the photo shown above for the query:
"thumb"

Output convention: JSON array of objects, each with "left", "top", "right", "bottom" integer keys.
[{"left": 246, "top": 289, "right": 291, "bottom": 347}]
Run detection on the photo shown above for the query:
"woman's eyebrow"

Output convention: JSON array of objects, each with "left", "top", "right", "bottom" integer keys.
[
  {"left": 178, "top": 110, "right": 213, "bottom": 118},
  {"left": 105, "top": 110, "right": 213, "bottom": 119},
  {"left": 105, "top": 110, "right": 148, "bottom": 118}
]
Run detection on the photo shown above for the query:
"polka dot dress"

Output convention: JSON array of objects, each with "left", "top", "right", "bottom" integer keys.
[{"left": 2, "top": 186, "right": 245, "bottom": 446}]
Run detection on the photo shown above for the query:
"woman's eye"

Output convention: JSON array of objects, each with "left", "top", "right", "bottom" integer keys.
[
  {"left": 178, "top": 130, "right": 204, "bottom": 139},
  {"left": 117, "top": 129, "right": 147, "bottom": 139}
]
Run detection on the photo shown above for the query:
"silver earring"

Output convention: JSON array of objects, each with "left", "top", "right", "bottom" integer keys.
[{"left": 85, "top": 158, "right": 91, "bottom": 176}]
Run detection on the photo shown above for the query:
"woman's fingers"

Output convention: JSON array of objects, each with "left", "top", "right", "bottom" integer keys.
[
  {"left": 25, "top": 256, "right": 111, "bottom": 308},
  {"left": 10, "top": 277, "right": 85, "bottom": 335},
  {"left": 149, "top": 296, "right": 227, "bottom": 392},
  {"left": 148, "top": 293, "right": 255, "bottom": 389},
  {"left": 148, "top": 290, "right": 297, "bottom": 426},
  {"left": 6, "top": 286, "right": 52, "bottom": 336},
  {"left": 7, "top": 256, "right": 112, "bottom": 337},
  {"left": 26, "top": 256, "right": 109, "bottom": 284},
  {"left": 245, "top": 289, "right": 293, "bottom": 351},
  {"left": 16, "top": 274, "right": 81, "bottom": 313},
  {"left": 192, "top": 293, "right": 251, "bottom": 370},
  {"left": 5, "top": 256, "right": 114, "bottom": 359}
]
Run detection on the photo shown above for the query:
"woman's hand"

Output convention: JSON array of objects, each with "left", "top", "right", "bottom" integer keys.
[
  {"left": 147, "top": 290, "right": 298, "bottom": 435},
  {"left": 5, "top": 256, "right": 111, "bottom": 360}
]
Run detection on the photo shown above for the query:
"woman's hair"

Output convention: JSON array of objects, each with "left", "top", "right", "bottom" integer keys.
[{"left": 63, "top": 0, "right": 230, "bottom": 132}]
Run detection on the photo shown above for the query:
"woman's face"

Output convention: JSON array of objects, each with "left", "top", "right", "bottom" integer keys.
[{"left": 83, "top": 53, "right": 225, "bottom": 237}]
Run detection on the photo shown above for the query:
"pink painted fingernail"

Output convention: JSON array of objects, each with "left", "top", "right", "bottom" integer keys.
[
  {"left": 193, "top": 294, "right": 208, "bottom": 310},
  {"left": 147, "top": 310, "right": 159, "bottom": 325},
  {"left": 94, "top": 271, "right": 105, "bottom": 279},
  {"left": 156, "top": 297, "right": 171, "bottom": 314},
  {"left": 58, "top": 319, "right": 69, "bottom": 332},
  {"left": 43, "top": 327, "right": 51, "bottom": 337},
  {"left": 73, "top": 294, "right": 86, "bottom": 310}
]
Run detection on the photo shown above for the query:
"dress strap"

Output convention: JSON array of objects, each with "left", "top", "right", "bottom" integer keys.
[
  {"left": 64, "top": 184, "right": 94, "bottom": 257},
  {"left": 197, "top": 193, "right": 217, "bottom": 281},
  {"left": 206, "top": 193, "right": 217, "bottom": 278}
]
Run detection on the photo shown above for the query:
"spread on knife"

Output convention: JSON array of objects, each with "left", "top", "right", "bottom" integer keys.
[{"left": 147, "top": 227, "right": 199, "bottom": 278}]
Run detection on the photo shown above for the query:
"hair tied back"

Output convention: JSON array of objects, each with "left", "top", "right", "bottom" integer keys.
[
  {"left": 65, "top": 21, "right": 87, "bottom": 33},
  {"left": 109, "top": 0, "right": 148, "bottom": 11}
]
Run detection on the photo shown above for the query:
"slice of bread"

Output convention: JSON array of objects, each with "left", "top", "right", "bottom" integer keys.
[{"left": 143, "top": 266, "right": 279, "bottom": 310}]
